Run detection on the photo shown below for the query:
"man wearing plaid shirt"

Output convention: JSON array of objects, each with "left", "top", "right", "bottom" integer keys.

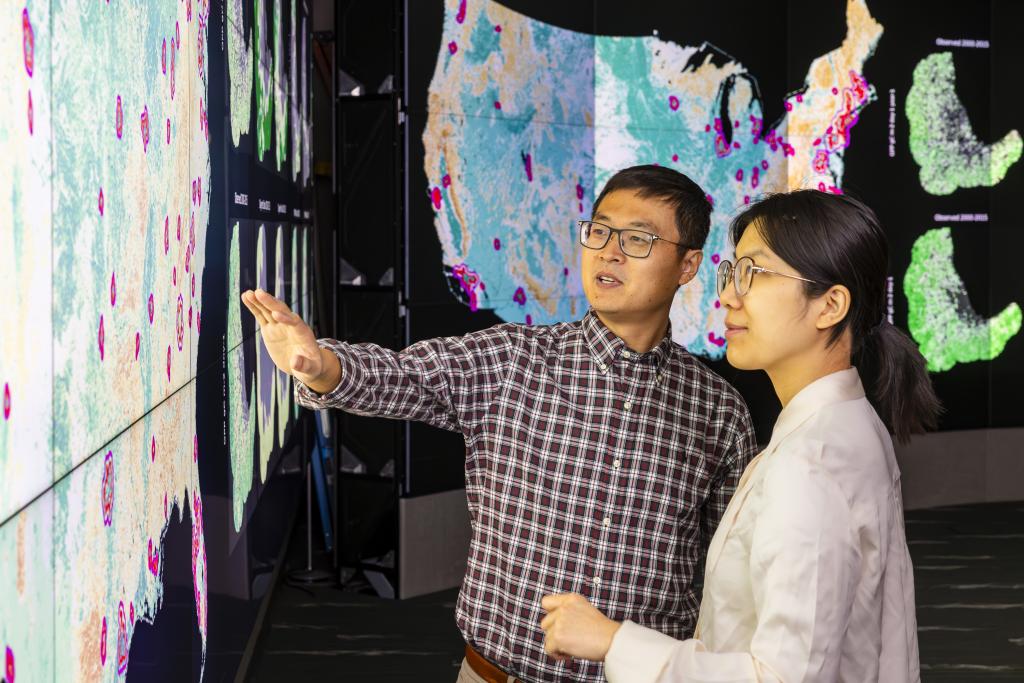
[{"left": 242, "top": 165, "right": 757, "bottom": 683}]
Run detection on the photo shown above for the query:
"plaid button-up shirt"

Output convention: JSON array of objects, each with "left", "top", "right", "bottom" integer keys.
[{"left": 295, "top": 311, "right": 757, "bottom": 683}]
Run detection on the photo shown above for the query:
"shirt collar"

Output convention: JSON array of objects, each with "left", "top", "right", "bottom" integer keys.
[
  {"left": 766, "top": 367, "right": 866, "bottom": 452},
  {"left": 582, "top": 310, "right": 674, "bottom": 370}
]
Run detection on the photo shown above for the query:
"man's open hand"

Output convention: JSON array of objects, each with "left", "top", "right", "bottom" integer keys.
[{"left": 240, "top": 289, "right": 340, "bottom": 393}]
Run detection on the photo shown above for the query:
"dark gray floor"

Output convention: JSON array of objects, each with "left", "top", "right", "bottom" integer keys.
[{"left": 247, "top": 502, "right": 1024, "bottom": 682}]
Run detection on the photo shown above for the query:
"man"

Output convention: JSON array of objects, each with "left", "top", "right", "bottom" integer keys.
[{"left": 242, "top": 165, "right": 757, "bottom": 683}]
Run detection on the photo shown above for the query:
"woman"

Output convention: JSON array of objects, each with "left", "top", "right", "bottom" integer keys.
[{"left": 539, "top": 190, "right": 940, "bottom": 682}]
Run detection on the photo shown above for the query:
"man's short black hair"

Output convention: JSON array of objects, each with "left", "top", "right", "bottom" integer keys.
[{"left": 593, "top": 164, "right": 712, "bottom": 252}]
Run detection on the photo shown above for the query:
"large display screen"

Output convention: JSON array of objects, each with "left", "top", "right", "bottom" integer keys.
[
  {"left": 0, "top": 0, "right": 314, "bottom": 679},
  {"left": 409, "top": 0, "right": 1024, "bottom": 434}
]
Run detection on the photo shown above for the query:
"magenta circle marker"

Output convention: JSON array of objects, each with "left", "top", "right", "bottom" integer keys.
[
  {"left": 495, "top": 24, "right": 502, "bottom": 33},
  {"left": 668, "top": 95, "right": 679, "bottom": 111},
  {"left": 3, "top": 645, "right": 11, "bottom": 683},
  {"left": 115, "top": 95, "right": 123, "bottom": 139},
  {"left": 98, "top": 315, "right": 105, "bottom": 360},
  {"left": 22, "top": 8, "right": 33, "bottom": 77},
  {"left": 831, "top": 86, "right": 839, "bottom": 95},
  {"left": 672, "top": 153, "right": 678, "bottom": 162},
  {"left": 456, "top": 0, "right": 466, "bottom": 23},
  {"left": 98, "top": 188, "right": 104, "bottom": 216},
  {"left": 785, "top": 101, "right": 793, "bottom": 111},
  {"left": 193, "top": 434, "right": 198, "bottom": 462},
  {"left": 188, "top": 305, "right": 193, "bottom": 329},
  {"left": 3, "top": 382, "right": 10, "bottom": 420},
  {"left": 513, "top": 287, "right": 526, "bottom": 306},
  {"left": 185, "top": 247, "right": 191, "bottom": 274},
  {"left": 164, "top": 216, "right": 169, "bottom": 254},
  {"left": 172, "top": 266, "right": 177, "bottom": 287},
  {"left": 176, "top": 295, "right": 184, "bottom": 352},
  {"left": 711, "top": 253, "right": 721, "bottom": 264},
  {"left": 27, "top": 90, "right": 33, "bottom": 135},
  {"left": 430, "top": 187, "right": 442, "bottom": 210},
  {"left": 177, "top": 214, "right": 181, "bottom": 241},
  {"left": 116, "top": 601, "right": 129, "bottom": 674},
  {"left": 148, "top": 293, "right": 154, "bottom": 324},
  {"left": 140, "top": 106, "right": 150, "bottom": 152},
  {"left": 494, "top": 100, "right": 502, "bottom": 110},
  {"left": 493, "top": 238, "right": 501, "bottom": 251},
  {"left": 161, "top": 38, "right": 167, "bottom": 74},
  {"left": 191, "top": 273, "right": 195, "bottom": 298},
  {"left": 166, "top": 118, "right": 170, "bottom": 144},
  {"left": 166, "top": 345, "right": 171, "bottom": 381},
  {"left": 110, "top": 271, "right": 116, "bottom": 306},
  {"left": 761, "top": 159, "right": 769, "bottom": 170},
  {"left": 714, "top": 300, "right": 721, "bottom": 309},
  {"left": 134, "top": 332, "right": 140, "bottom": 360},
  {"left": 796, "top": 93, "right": 803, "bottom": 103},
  {"left": 705, "top": 193, "right": 714, "bottom": 207},
  {"left": 525, "top": 314, "right": 533, "bottom": 325},
  {"left": 170, "top": 38, "right": 176, "bottom": 99},
  {"left": 448, "top": 41, "right": 457, "bottom": 55},
  {"left": 129, "top": 602, "right": 134, "bottom": 624},
  {"left": 100, "top": 616, "right": 108, "bottom": 665},
  {"left": 164, "top": 492, "right": 168, "bottom": 520},
  {"left": 735, "top": 169, "right": 744, "bottom": 182},
  {"left": 151, "top": 435, "right": 156, "bottom": 462},
  {"left": 101, "top": 450, "right": 114, "bottom": 526}
]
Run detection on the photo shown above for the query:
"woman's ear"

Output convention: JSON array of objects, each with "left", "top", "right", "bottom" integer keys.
[{"left": 816, "top": 284, "right": 851, "bottom": 331}]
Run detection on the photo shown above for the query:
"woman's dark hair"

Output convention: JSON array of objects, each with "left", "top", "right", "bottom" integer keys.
[
  {"left": 594, "top": 164, "right": 712, "bottom": 251},
  {"left": 730, "top": 189, "right": 941, "bottom": 444}
]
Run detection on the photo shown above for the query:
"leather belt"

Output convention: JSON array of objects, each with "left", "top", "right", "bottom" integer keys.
[{"left": 465, "top": 644, "right": 522, "bottom": 683}]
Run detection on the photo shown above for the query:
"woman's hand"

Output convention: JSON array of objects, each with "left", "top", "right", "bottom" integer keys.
[{"left": 540, "top": 593, "right": 621, "bottom": 662}]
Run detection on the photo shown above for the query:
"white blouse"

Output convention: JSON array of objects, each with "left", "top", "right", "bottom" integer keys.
[{"left": 604, "top": 368, "right": 920, "bottom": 682}]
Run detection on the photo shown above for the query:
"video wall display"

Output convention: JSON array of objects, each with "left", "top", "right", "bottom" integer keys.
[
  {"left": 407, "top": 0, "right": 1024, "bottom": 433},
  {"left": 0, "top": 0, "right": 314, "bottom": 680}
]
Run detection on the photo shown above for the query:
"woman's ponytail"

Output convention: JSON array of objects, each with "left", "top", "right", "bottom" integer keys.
[{"left": 856, "top": 322, "right": 942, "bottom": 444}]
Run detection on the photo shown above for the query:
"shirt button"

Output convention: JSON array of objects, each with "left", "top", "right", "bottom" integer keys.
[
  {"left": 603, "top": 517, "right": 611, "bottom": 527},
  {"left": 593, "top": 577, "right": 602, "bottom": 586},
  {"left": 622, "top": 350, "right": 631, "bottom": 359},
  {"left": 599, "top": 363, "right": 607, "bottom": 373},
  {"left": 613, "top": 459, "right": 621, "bottom": 469},
  {"left": 623, "top": 401, "right": 632, "bottom": 411}
]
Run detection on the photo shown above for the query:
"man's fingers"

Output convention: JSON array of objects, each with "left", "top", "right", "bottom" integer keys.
[
  {"left": 254, "top": 288, "right": 295, "bottom": 317},
  {"left": 241, "top": 291, "right": 270, "bottom": 326},
  {"left": 271, "top": 309, "right": 302, "bottom": 326},
  {"left": 242, "top": 290, "right": 274, "bottom": 324}
]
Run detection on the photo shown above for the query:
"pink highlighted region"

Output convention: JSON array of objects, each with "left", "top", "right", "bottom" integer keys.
[{"left": 101, "top": 450, "right": 114, "bottom": 526}]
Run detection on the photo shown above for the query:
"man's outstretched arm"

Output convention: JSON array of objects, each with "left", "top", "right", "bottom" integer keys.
[{"left": 240, "top": 288, "right": 515, "bottom": 434}]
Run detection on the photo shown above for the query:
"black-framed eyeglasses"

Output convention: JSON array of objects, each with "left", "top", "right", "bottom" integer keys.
[
  {"left": 578, "top": 220, "right": 688, "bottom": 259},
  {"left": 716, "top": 256, "right": 820, "bottom": 297}
]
